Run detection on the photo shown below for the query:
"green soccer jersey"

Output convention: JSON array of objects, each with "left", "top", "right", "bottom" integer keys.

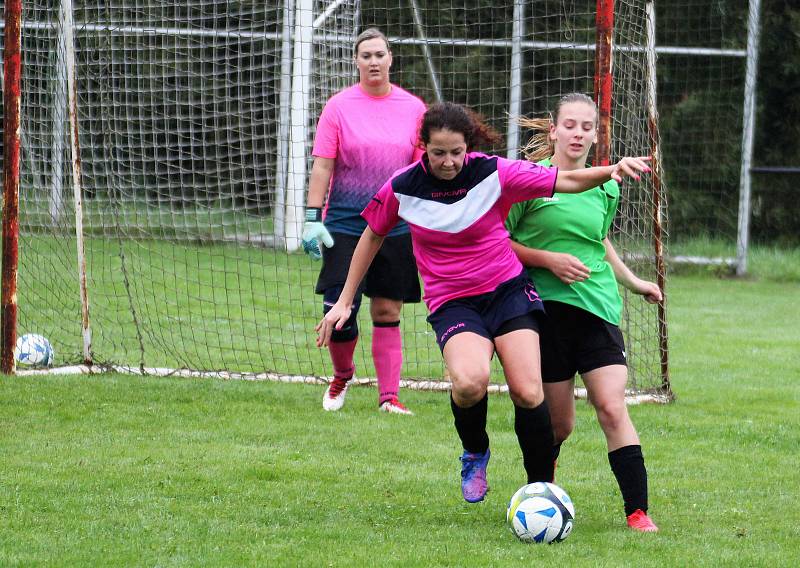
[{"left": 505, "top": 158, "right": 623, "bottom": 325}]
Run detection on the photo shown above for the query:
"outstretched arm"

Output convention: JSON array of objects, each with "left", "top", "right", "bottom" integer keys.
[
  {"left": 315, "top": 227, "right": 386, "bottom": 347},
  {"left": 555, "top": 156, "right": 651, "bottom": 194},
  {"left": 604, "top": 238, "right": 662, "bottom": 303}
]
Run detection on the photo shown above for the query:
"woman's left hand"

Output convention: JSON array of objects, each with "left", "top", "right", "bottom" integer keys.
[
  {"left": 610, "top": 156, "right": 651, "bottom": 183},
  {"left": 632, "top": 279, "right": 663, "bottom": 303}
]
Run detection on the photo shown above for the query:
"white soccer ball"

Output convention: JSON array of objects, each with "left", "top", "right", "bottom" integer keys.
[
  {"left": 507, "top": 482, "right": 575, "bottom": 543},
  {"left": 14, "top": 333, "right": 55, "bottom": 367}
]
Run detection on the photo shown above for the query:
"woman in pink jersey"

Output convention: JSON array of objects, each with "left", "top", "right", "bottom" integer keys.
[
  {"left": 506, "top": 93, "right": 661, "bottom": 531},
  {"left": 302, "top": 28, "right": 426, "bottom": 415},
  {"left": 316, "top": 102, "right": 651, "bottom": 503}
]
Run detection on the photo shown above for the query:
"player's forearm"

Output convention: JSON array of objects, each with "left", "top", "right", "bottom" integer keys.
[
  {"left": 604, "top": 238, "right": 638, "bottom": 289},
  {"left": 339, "top": 228, "right": 385, "bottom": 305},
  {"left": 510, "top": 240, "right": 556, "bottom": 270},
  {"left": 306, "top": 157, "right": 335, "bottom": 208},
  {"left": 554, "top": 166, "right": 614, "bottom": 194}
]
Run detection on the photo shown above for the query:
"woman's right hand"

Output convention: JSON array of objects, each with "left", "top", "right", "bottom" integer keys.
[
  {"left": 547, "top": 252, "right": 591, "bottom": 285},
  {"left": 315, "top": 302, "right": 353, "bottom": 348}
]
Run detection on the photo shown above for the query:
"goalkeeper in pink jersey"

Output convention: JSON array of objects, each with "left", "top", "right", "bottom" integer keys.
[
  {"left": 316, "top": 102, "right": 651, "bottom": 503},
  {"left": 506, "top": 93, "right": 661, "bottom": 531},
  {"left": 303, "top": 28, "right": 427, "bottom": 415}
]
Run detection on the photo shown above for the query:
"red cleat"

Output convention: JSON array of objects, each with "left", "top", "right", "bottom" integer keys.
[
  {"left": 627, "top": 509, "right": 659, "bottom": 532},
  {"left": 379, "top": 398, "right": 414, "bottom": 415}
]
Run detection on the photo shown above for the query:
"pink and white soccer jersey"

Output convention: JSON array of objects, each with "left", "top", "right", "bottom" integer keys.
[
  {"left": 312, "top": 84, "right": 426, "bottom": 236},
  {"left": 362, "top": 153, "right": 558, "bottom": 313}
]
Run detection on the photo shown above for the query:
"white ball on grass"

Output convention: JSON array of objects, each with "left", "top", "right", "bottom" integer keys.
[
  {"left": 507, "top": 482, "right": 575, "bottom": 543},
  {"left": 14, "top": 333, "right": 55, "bottom": 367}
]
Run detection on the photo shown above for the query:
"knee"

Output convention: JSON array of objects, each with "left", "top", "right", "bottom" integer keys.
[
  {"left": 370, "top": 299, "right": 402, "bottom": 323},
  {"left": 449, "top": 364, "right": 490, "bottom": 405},
  {"left": 593, "top": 399, "right": 628, "bottom": 432},
  {"left": 508, "top": 382, "right": 544, "bottom": 408},
  {"left": 325, "top": 292, "right": 360, "bottom": 342},
  {"left": 551, "top": 416, "right": 575, "bottom": 444}
]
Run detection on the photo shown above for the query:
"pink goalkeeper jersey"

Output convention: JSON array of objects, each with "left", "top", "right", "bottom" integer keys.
[
  {"left": 362, "top": 152, "right": 558, "bottom": 313},
  {"left": 312, "top": 84, "right": 426, "bottom": 236}
]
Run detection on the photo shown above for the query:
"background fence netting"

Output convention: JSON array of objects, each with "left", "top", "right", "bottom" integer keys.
[{"left": 1, "top": 0, "right": 750, "bottom": 398}]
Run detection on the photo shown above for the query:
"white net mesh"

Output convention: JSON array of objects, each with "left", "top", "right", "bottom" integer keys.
[{"left": 2, "top": 0, "right": 694, "bottom": 397}]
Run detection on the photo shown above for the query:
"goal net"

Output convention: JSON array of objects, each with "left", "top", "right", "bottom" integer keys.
[
  {"left": 3, "top": 0, "right": 681, "bottom": 399},
  {"left": 655, "top": 0, "right": 751, "bottom": 262}
]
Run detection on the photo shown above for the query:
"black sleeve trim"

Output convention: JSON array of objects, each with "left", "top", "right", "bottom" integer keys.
[{"left": 549, "top": 167, "right": 559, "bottom": 197}]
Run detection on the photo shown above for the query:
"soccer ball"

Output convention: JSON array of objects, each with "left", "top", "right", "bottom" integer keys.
[
  {"left": 14, "top": 333, "right": 55, "bottom": 367},
  {"left": 507, "top": 482, "right": 575, "bottom": 543}
]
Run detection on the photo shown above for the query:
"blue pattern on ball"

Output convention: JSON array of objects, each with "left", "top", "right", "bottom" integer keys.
[
  {"left": 16, "top": 334, "right": 54, "bottom": 367},
  {"left": 515, "top": 510, "right": 528, "bottom": 530},
  {"left": 533, "top": 528, "right": 548, "bottom": 543},
  {"left": 536, "top": 507, "right": 557, "bottom": 518}
]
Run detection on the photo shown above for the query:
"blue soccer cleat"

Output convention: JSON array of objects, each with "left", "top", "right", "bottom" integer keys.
[{"left": 460, "top": 448, "right": 490, "bottom": 503}]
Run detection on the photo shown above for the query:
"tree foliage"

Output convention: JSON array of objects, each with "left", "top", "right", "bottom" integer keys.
[{"left": 657, "top": 0, "right": 799, "bottom": 244}]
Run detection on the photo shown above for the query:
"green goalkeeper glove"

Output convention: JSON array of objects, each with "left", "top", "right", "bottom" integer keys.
[{"left": 301, "top": 208, "right": 334, "bottom": 261}]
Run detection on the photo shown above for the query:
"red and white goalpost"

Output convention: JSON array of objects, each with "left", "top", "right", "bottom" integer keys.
[
  {"left": 1, "top": 0, "right": 22, "bottom": 375},
  {"left": 2, "top": 0, "right": 756, "bottom": 402}
]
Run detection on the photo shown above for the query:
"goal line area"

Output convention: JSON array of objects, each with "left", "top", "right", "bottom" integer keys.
[{"left": 16, "top": 365, "right": 674, "bottom": 405}]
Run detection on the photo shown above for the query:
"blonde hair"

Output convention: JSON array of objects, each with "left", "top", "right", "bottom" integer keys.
[{"left": 519, "top": 93, "right": 597, "bottom": 163}]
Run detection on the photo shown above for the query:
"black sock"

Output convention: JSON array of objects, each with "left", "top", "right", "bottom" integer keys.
[
  {"left": 514, "top": 400, "right": 555, "bottom": 483},
  {"left": 553, "top": 442, "right": 563, "bottom": 462},
  {"left": 608, "top": 444, "right": 649, "bottom": 516},
  {"left": 450, "top": 393, "right": 489, "bottom": 454}
]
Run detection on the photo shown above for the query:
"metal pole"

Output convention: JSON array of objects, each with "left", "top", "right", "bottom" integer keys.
[
  {"left": 646, "top": 2, "right": 671, "bottom": 394},
  {"left": 274, "top": 0, "right": 294, "bottom": 245},
  {"left": 506, "top": 0, "right": 524, "bottom": 158},
  {"left": 594, "top": 0, "right": 613, "bottom": 166},
  {"left": 285, "top": 0, "right": 314, "bottom": 252},
  {"left": 61, "top": 0, "right": 93, "bottom": 364},
  {"left": 285, "top": 0, "right": 352, "bottom": 252},
  {"left": 0, "top": 21, "right": 751, "bottom": 58},
  {"left": 736, "top": 0, "right": 761, "bottom": 276},
  {"left": 1, "top": 0, "right": 22, "bottom": 374},
  {"left": 409, "top": 0, "right": 442, "bottom": 102},
  {"left": 49, "top": 5, "right": 69, "bottom": 223}
]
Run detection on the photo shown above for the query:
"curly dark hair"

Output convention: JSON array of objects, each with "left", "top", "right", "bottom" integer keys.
[{"left": 419, "top": 102, "right": 501, "bottom": 152}]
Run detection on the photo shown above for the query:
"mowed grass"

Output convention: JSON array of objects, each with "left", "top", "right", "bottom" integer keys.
[{"left": 1, "top": 272, "right": 799, "bottom": 566}]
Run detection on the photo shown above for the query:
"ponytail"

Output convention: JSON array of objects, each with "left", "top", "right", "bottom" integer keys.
[{"left": 518, "top": 116, "right": 554, "bottom": 163}]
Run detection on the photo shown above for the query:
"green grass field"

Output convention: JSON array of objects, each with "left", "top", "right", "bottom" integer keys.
[{"left": 1, "top": 271, "right": 798, "bottom": 566}]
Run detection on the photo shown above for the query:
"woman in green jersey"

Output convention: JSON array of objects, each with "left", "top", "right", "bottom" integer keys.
[{"left": 506, "top": 93, "right": 661, "bottom": 532}]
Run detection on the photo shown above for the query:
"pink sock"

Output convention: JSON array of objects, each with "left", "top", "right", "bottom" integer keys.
[
  {"left": 329, "top": 337, "right": 357, "bottom": 380},
  {"left": 372, "top": 322, "right": 402, "bottom": 405}
]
